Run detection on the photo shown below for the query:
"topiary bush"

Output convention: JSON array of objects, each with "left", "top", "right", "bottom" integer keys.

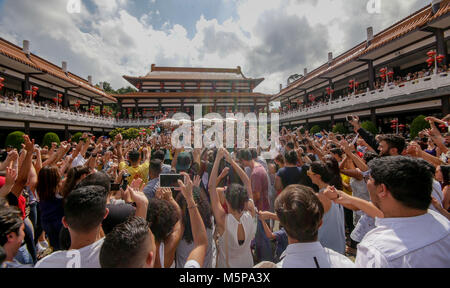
[
  {"left": 5, "top": 131, "right": 25, "bottom": 150},
  {"left": 361, "top": 121, "right": 378, "bottom": 135},
  {"left": 42, "top": 132, "right": 60, "bottom": 148},
  {"left": 71, "top": 132, "right": 83, "bottom": 143},
  {"left": 332, "top": 123, "right": 347, "bottom": 135},
  {"left": 410, "top": 115, "right": 430, "bottom": 139},
  {"left": 310, "top": 125, "right": 322, "bottom": 135}
]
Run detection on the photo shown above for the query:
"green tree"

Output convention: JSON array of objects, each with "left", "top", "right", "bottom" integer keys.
[
  {"left": 332, "top": 123, "right": 347, "bottom": 135},
  {"left": 5, "top": 131, "right": 25, "bottom": 150},
  {"left": 361, "top": 121, "right": 378, "bottom": 135},
  {"left": 116, "top": 86, "right": 137, "bottom": 94},
  {"left": 71, "top": 132, "right": 83, "bottom": 143},
  {"left": 410, "top": 115, "right": 430, "bottom": 139},
  {"left": 310, "top": 125, "right": 322, "bottom": 135},
  {"left": 42, "top": 132, "right": 61, "bottom": 148}
]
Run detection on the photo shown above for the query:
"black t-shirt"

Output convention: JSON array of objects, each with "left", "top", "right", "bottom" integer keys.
[
  {"left": 102, "top": 203, "right": 136, "bottom": 235},
  {"left": 277, "top": 166, "right": 303, "bottom": 189}
]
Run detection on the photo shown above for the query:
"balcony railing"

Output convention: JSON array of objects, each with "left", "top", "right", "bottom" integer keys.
[
  {"left": 279, "top": 73, "right": 450, "bottom": 121},
  {"left": 115, "top": 119, "right": 157, "bottom": 128},
  {"left": 0, "top": 99, "right": 115, "bottom": 127}
]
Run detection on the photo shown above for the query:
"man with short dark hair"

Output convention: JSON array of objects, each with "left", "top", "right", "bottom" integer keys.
[
  {"left": 152, "top": 150, "right": 171, "bottom": 174},
  {"left": 377, "top": 134, "right": 405, "bottom": 156},
  {"left": 276, "top": 185, "right": 354, "bottom": 268},
  {"left": 100, "top": 216, "right": 155, "bottom": 268},
  {"left": 0, "top": 206, "right": 27, "bottom": 268},
  {"left": 35, "top": 186, "right": 109, "bottom": 268},
  {"left": 356, "top": 156, "right": 450, "bottom": 268},
  {"left": 118, "top": 144, "right": 150, "bottom": 184},
  {"left": 143, "top": 159, "right": 162, "bottom": 199}
]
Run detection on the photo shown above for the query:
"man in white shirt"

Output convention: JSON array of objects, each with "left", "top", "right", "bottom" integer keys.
[
  {"left": 35, "top": 185, "right": 109, "bottom": 268},
  {"left": 275, "top": 185, "right": 355, "bottom": 268},
  {"left": 356, "top": 156, "right": 450, "bottom": 268}
]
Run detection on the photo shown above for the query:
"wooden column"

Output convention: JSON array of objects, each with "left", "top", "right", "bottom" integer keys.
[
  {"left": 63, "top": 89, "right": 69, "bottom": 108},
  {"left": 435, "top": 28, "right": 448, "bottom": 66},
  {"left": 368, "top": 60, "right": 375, "bottom": 90}
]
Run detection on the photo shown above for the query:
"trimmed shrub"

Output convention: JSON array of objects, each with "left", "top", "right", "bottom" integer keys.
[
  {"left": 42, "top": 132, "right": 60, "bottom": 148},
  {"left": 361, "top": 121, "right": 378, "bottom": 135},
  {"left": 332, "top": 123, "right": 347, "bottom": 135},
  {"left": 5, "top": 131, "right": 25, "bottom": 150},
  {"left": 410, "top": 115, "right": 430, "bottom": 139},
  {"left": 71, "top": 132, "right": 83, "bottom": 143},
  {"left": 310, "top": 125, "right": 322, "bottom": 135}
]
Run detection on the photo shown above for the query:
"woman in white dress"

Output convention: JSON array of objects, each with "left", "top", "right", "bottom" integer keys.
[{"left": 208, "top": 148, "right": 257, "bottom": 268}]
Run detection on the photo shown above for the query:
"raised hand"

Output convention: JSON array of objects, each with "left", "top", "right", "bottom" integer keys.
[
  {"left": 24, "top": 135, "right": 34, "bottom": 152},
  {"left": 156, "top": 187, "right": 173, "bottom": 201},
  {"left": 193, "top": 175, "right": 201, "bottom": 188},
  {"left": 4, "top": 167, "right": 17, "bottom": 186},
  {"left": 177, "top": 172, "right": 194, "bottom": 202},
  {"left": 7, "top": 150, "right": 19, "bottom": 162},
  {"left": 130, "top": 178, "right": 144, "bottom": 192}
]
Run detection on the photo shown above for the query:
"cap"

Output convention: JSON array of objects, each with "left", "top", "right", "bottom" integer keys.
[{"left": 176, "top": 152, "right": 192, "bottom": 172}]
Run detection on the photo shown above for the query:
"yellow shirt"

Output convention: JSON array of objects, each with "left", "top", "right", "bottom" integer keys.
[
  {"left": 341, "top": 174, "right": 352, "bottom": 196},
  {"left": 119, "top": 161, "right": 150, "bottom": 184}
]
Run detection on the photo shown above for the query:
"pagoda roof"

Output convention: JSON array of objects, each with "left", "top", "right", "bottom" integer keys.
[
  {"left": 123, "top": 64, "right": 264, "bottom": 88},
  {"left": 0, "top": 37, "right": 116, "bottom": 103},
  {"left": 272, "top": 0, "right": 450, "bottom": 100},
  {"left": 112, "top": 91, "right": 270, "bottom": 100}
]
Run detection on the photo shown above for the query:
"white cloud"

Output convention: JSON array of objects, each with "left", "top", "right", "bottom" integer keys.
[{"left": 0, "top": 0, "right": 426, "bottom": 96}]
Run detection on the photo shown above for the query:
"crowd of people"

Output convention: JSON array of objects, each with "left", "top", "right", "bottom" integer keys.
[
  {"left": 0, "top": 112, "right": 449, "bottom": 268},
  {"left": 281, "top": 65, "right": 449, "bottom": 114}
]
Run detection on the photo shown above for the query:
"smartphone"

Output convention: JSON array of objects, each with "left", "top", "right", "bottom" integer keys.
[
  {"left": 160, "top": 174, "right": 183, "bottom": 188},
  {"left": 111, "top": 183, "right": 121, "bottom": 191}
]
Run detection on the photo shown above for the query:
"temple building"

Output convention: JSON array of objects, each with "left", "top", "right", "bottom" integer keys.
[
  {"left": 114, "top": 64, "right": 270, "bottom": 119},
  {"left": 274, "top": 1, "right": 450, "bottom": 132}
]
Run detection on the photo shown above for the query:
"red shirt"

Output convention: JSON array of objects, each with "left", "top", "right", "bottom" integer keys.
[{"left": 251, "top": 164, "right": 270, "bottom": 211}]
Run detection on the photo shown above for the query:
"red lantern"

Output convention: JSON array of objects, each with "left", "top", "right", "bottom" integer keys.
[
  {"left": 160, "top": 83, "right": 165, "bottom": 90},
  {"left": 0, "top": 83, "right": 4, "bottom": 90},
  {"left": 32, "top": 91, "right": 37, "bottom": 98},
  {"left": 58, "top": 93, "right": 63, "bottom": 98},
  {"left": 58, "top": 99, "right": 62, "bottom": 103},
  {"left": 427, "top": 57, "right": 435, "bottom": 66},
  {"left": 436, "top": 55, "right": 445, "bottom": 63},
  {"left": 53, "top": 97, "right": 58, "bottom": 103},
  {"left": 136, "top": 83, "right": 141, "bottom": 90},
  {"left": 387, "top": 71, "right": 394, "bottom": 78},
  {"left": 427, "top": 50, "right": 437, "bottom": 58},
  {"left": 390, "top": 119, "right": 398, "bottom": 124},
  {"left": 32, "top": 86, "right": 39, "bottom": 92},
  {"left": 25, "top": 90, "right": 32, "bottom": 96},
  {"left": 379, "top": 68, "right": 387, "bottom": 74},
  {"left": 0, "top": 77, "right": 5, "bottom": 82}
]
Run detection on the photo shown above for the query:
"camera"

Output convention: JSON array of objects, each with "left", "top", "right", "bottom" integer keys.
[
  {"left": 346, "top": 115, "right": 353, "bottom": 122},
  {"left": 121, "top": 172, "right": 131, "bottom": 190}
]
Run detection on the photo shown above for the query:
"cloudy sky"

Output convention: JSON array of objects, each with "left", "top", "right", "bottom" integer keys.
[{"left": 0, "top": 0, "right": 427, "bottom": 94}]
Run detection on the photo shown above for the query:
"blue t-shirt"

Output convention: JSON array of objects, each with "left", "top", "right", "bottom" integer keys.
[
  {"left": 276, "top": 166, "right": 303, "bottom": 189},
  {"left": 273, "top": 228, "right": 288, "bottom": 262}
]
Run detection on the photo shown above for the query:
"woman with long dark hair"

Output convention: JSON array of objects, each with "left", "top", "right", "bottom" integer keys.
[
  {"left": 307, "top": 161, "right": 346, "bottom": 254},
  {"left": 36, "top": 166, "right": 64, "bottom": 251},
  {"left": 175, "top": 180, "right": 215, "bottom": 268},
  {"left": 60, "top": 166, "right": 90, "bottom": 199}
]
